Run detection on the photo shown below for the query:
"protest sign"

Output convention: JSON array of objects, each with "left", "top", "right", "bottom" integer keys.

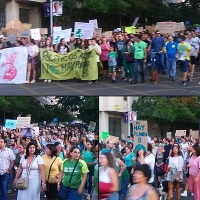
[
  {"left": 145, "top": 26, "right": 155, "bottom": 33},
  {"left": 5, "top": 119, "right": 17, "bottom": 129},
  {"left": 40, "top": 28, "right": 48, "bottom": 35},
  {"left": 21, "top": 127, "right": 34, "bottom": 138},
  {"left": 175, "top": 22, "right": 185, "bottom": 32},
  {"left": 155, "top": 22, "right": 177, "bottom": 34},
  {"left": 89, "top": 19, "right": 98, "bottom": 29},
  {"left": 106, "top": 135, "right": 119, "bottom": 143},
  {"left": 175, "top": 130, "right": 186, "bottom": 137},
  {"left": 32, "top": 127, "right": 40, "bottom": 137},
  {"left": 0, "top": 46, "right": 28, "bottom": 84},
  {"left": 30, "top": 28, "right": 41, "bottom": 40},
  {"left": 88, "top": 121, "right": 96, "bottom": 132},
  {"left": 53, "top": 26, "right": 62, "bottom": 32},
  {"left": 22, "top": 23, "right": 32, "bottom": 31},
  {"left": 94, "top": 28, "right": 102, "bottom": 38},
  {"left": 135, "top": 28, "right": 143, "bottom": 33},
  {"left": 40, "top": 49, "right": 98, "bottom": 81},
  {"left": 30, "top": 123, "right": 39, "bottom": 127},
  {"left": 104, "top": 31, "right": 113, "bottom": 39},
  {"left": 190, "top": 129, "right": 199, "bottom": 139},
  {"left": 133, "top": 120, "right": 148, "bottom": 152},
  {"left": 6, "top": 20, "right": 23, "bottom": 30},
  {"left": 125, "top": 26, "right": 136, "bottom": 34},
  {"left": 17, "top": 117, "right": 31, "bottom": 128},
  {"left": 102, "top": 132, "right": 109, "bottom": 140},
  {"left": 166, "top": 132, "right": 172, "bottom": 139},
  {"left": 53, "top": 28, "right": 72, "bottom": 44},
  {"left": 74, "top": 22, "right": 94, "bottom": 39}
]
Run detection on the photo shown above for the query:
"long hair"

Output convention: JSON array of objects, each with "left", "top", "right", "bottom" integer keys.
[
  {"left": 171, "top": 144, "right": 182, "bottom": 157},
  {"left": 193, "top": 143, "right": 200, "bottom": 157},
  {"left": 101, "top": 152, "right": 114, "bottom": 168},
  {"left": 46, "top": 143, "right": 57, "bottom": 158},
  {"left": 24, "top": 141, "right": 39, "bottom": 159},
  {"left": 66, "top": 145, "right": 81, "bottom": 159}
]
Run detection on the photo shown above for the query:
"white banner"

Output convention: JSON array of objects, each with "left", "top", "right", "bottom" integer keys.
[
  {"left": 74, "top": 22, "right": 94, "bottom": 39},
  {"left": 0, "top": 46, "right": 28, "bottom": 84},
  {"left": 53, "top": 28, "right": 72, "bottom": 44},
  {"left": 89, "top": 19, "right": 98, "bottom": 30},
  {"left": 53, "top": 26, "right": 62, "bottom": 33},
  {"left": 30, "top": 28, "right": 41, "bottom": 40}
]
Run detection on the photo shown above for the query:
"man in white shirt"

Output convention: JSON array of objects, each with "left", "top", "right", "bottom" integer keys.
[
  {"left": 0, "top": 138, "right": 15, "bottom": 200},
  {"left": 51, "top": 132, "right": 64, "bottom": 149},
  {"left": 138, "top": 143, "right": 155, "bottom": 185}
]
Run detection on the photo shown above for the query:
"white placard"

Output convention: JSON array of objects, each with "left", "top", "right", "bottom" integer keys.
[
  {"left": 53, "top": 26, "right": 62, "bottom": 33},
  {"left": 53, "top": 28, "right": 72, "bottom": 44},
  {"left": 17, "top": 117, "right": 31, "bottom": 128},
  {"left": 30, "top": 28, "right": 41, "bottom": 40},
  {"left": 89, "top": 19, "right": 98, "bottom": 29},
  {"left": 0, "top": 46, "right": 28, "bottom": 84},
  {"left": 74, "top": 22, "right": 94, "bottom": 39}
]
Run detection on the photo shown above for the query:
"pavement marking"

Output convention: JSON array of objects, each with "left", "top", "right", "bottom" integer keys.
[{"left": 19, "top": 85, "right": 39, "bottom": 95}]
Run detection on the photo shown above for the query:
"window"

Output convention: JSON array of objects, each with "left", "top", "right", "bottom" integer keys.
[
  {"left": 19, "top": 8, "right": 29, "bottom": 23},
  {"left": 0, "top": 8, "right": 5, "bottom": 30},
  {"left": 109, "top": 117, "right": 121, "bottom": 139}
]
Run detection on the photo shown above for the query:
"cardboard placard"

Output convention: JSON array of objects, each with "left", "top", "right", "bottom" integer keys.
[
  {"left": 6, "top": 20, "right": 23, "bottom": 30},
  {"left": 175, "top": 130, "right": 186, "bottom": 137},
  {"left": 145, "top": 26, "right": 155, "bottom": 33},
  {"left": 94, "top": 28, "right": 102, "bottom": 38},
  {"left": 106, "top": 135, "right": 119, "bottom": 143},
  {"left": 155, "top": 22, "right": 177, "bottom": 34},
  {"left": 40, "top": 28, "right": 48, "bottom": 35},
  {"left": 17, "top": 117, "right": 31, "bottom": 128},
  {"left": 135, "top": 28, "right": 143, "bottom": 33},
  {"left": 30, "top": 28, "right": 41, "bottom": 40},
  {"left": 175, "top": 22, "right": 185, "bottom": 32},
  {"left": 104, "top": 31, "right": 113, "bottom": 39},
  {"left": 190, "top": 129, "right": 199, "bottom": 139},
  {"left": 166, "top": 132, "right": 172, "bottom": 139},
  {"left": 5, "top": 119, "right": 17, "bottom": 130},
  {"left": 125, "top": 26, "right": 136, "bottom": 34},
  {"left": 133, "top": 120, "right": 148, "bottom": 152},
  {"left": 22, "top": 23, "right": 32, "bottom": 31}
]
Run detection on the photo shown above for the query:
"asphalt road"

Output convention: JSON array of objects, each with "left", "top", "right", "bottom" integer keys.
[{"left": 0, "top": 64, "right": 200, "bottom": 96}]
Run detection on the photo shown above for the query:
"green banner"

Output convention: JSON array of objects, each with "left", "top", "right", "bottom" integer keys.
[{"left": 40, "top": 49, "right": 98, "bottom": 80}]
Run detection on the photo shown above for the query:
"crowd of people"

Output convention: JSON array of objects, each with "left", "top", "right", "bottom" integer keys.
[
  {"left": 0, "top": 123, "right": 99, "bottom": 200},
  {"left": 1, "top": 28, "right": 200, "bottom": 85},
  {"left": 99, "top": 134, "right": 200, "bottom": 200}
]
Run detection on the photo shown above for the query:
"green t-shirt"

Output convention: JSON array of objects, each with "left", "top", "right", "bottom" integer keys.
[
  {"left": 82, "top": 150, "right": 95, "bottom": 166},
  {"left": 122, "top": 168, "right": 130, "bottom": 181},
  {"left": 61, "top": 158, "right": 89, "bottom": 188},
  {"left": 94, "top": 163, "right": 98, "bottom": 192},
  {"left": 134, "top": 41, "right": 146, "bottom": 59},
  {"left": 58, "top": 152, "right": 65, "bottom": 161}
]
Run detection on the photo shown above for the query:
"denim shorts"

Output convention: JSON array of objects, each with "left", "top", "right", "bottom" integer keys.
[{"left": 180, "top": 60, "right": 189, "bottom": 72}]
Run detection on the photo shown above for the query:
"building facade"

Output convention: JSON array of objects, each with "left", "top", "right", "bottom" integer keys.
[{"left": 0, "top": 0, "right": 46, "bottom": 29}]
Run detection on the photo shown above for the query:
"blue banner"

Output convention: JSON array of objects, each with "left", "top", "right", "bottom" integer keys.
[
  {"left": 5, "top": 119, "right": 17, "bottom": 129},
  {"left": 124, "top": 112, "right": 128, "bottom": 124},
  {"left": 44, "top": 2, "right": 50, "bottom": 17}
]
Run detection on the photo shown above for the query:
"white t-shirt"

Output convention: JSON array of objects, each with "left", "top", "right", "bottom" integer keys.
[
  {"left": 144, "top": 153, "right": 155, "bottom": 183},
  {"left": 86, "top": 133, "right": 94, "bottom": 141},
  {"left": 28, "top": 45, "right": 39, "bottom": 57}
]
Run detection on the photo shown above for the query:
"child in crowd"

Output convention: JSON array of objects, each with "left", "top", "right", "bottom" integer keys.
[{"left": 108, "top": 45, "right": 117, "bottom": 83}]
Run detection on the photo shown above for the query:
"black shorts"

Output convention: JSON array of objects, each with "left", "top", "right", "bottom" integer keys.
[
  {"left": 117, "top": 54, "right": 123, "bottom": 67},
  {"left": 190, "top": 56, "right": 196, "bottom": 65},
  {"left": 102, "top": 60, "right": 108, "bottom": 70},
  {"left": 186, "top": 171, "right": 189, "bottom": 178}
]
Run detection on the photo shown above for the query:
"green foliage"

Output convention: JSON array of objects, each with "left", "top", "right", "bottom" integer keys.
[{"left": 132, "top": 96, "right": 200, "bottom": 134}]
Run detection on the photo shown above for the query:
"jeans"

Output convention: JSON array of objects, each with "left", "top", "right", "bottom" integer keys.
[
  {"left": 134, "top": 59, "right": 145, "bottom": 81},
  {"left": 85, "top": 166, "right": 94, "bottom": 195},
  {"left": 0, "top": 173, "right": 10, "bottom": 200},
  {"left": 107, "top": 192, "right": 119, "bottom": 200},
  {"left": 118, "top": 178, "right": 129, "bottom": 200},
  {"left": 66, "top": 189, "right": 83, "bottom": 200},
  {"left": 167, "top": 58, "right": 176, "bottom": 78},
  {"left": 8, "top": 168, "right": 15, "bottom": 191},
  {"left": 155, "top": 52, "right": 164, "bottom": 73}
]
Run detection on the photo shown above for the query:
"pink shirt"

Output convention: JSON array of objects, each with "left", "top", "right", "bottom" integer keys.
[
  {"left": 189, "top": 156, "right": 200, "bottom": 176},
  {"left": 100, "top": 43, "right": 110, "bottom": 61}
]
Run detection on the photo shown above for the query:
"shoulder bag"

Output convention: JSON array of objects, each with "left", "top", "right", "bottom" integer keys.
[
  {"left": 15, "top": 156, "right": 36, "bottom": 190},
  {"left": 57, "top": 159, "right": 79, "bottom": 200},
  {"left": 46, "top": 156, "right": 58, "bottom": 191}
]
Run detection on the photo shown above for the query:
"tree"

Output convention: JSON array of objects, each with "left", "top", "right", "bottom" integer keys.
[{"left": 132, "top": 96, "right": 200, "bottom": 135}]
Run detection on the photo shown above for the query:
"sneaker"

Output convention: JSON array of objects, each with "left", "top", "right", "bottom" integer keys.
[
  {"left": 129, "top": 78, "right": 132, "bottom": 82},
  {"left": 111, "top": 80, "right": 116, "bottom": 83},
  {"left": 93, "top": 81, "right": 98, "bottom": 84},
  {"left": 88, "top": 81, "right": 92, "bottom": 84},
  {"left": 191, "top": 193, "right": 194, "bottom": 196},
  {"left": 181, "top": 191, "right": 187, "bottom": 197},
  {"left": 118, "top": 68, "right": 121, "bottom": 72},
  {"left": 123, "top": 78, "right": 128, "bottom": 81},
  {"left": 43, "top": 195, "right": 46, "bottom": 198},
  {"left": 44, "top": 80, "right": 47, "bottom": 83},
  {"left": 127, "top": 183, "right": 131, "bottom": 187},
  {"left": 7, "top": 189, "right": 11, "bottom": 194},
  {"left": 182, "top": 81, "right": 186, "bottom": 86},
  {"left": 31, "top": 80, "right": 36, "bottom": 84},
  {"left": 86, "top": 194, "right": 90, "bottom": 200},
  {"left": 47, "top": 79, "right": 51, "bottom": 83}
]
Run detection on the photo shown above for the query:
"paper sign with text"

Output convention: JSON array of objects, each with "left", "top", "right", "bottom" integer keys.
[
  {"left": 74, "top": 22, "right": 94, "bottom": 39},
  {"left": 155, "top": 22, "right": 177, "bottom": 34},
  {"left": 5, "top": 119, "right": 17, "bottom": 130},
  {"left": 30, "top": 28, "right": 41, "bottom": 40},
  {"left": 89, "top": 19, "right": 98, "bottom": 29},
  {"left": 106, "top": 135, "right": 119, "bottom": 143},
  {"left": 17, "top": 117, "right": 31, "bottom": 128},
  {"left": 175, "top": 130, "right": 186, "bottom": 137},
  {"left": 133, "top": 120, "right": 148, "bottom": 152}
]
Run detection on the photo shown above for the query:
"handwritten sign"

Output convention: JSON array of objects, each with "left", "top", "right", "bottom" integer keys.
[
  {"left": 53, "top": 28, "right": 72, "bottom": 44},
  {"left": 166, "top": 132, "right": 172, "bottom": 139},
  {"left": 30, "top": 28, "right": 41, "bottom": 40},
  {"left": 94, "top": 28, "right": 102, "bottom": 38},
  {"left": 175, "top": 22, "right": 185, "bottom": 32},
  {"left": 106, "top": 135, "right": 119, "bottom": 143},
  {"left": 17, "top": 117, "right": 31, "bottom": 128},
  {"left": 133, "top": 120, "right": 148, "bottom": 152},
  {"left": 175, "top": 130, "right": 186, "bottom": 137},
  {"left": 105, "top": 31, "right": 113, "bottom": 39},
  {"left": 40, "top": 28, "right": 48, "bottom": 35},
  {"left": 155, "top": 22, "right": 177, "bottom": 34},
  {"left": 74, "top": 22, "right": 94, "bottom": 39},
  {"left": 190, "top": 129, "right": 199, "bottom": 140},
  {"left": 89, "top": 19, "right": 98, "bottom": 29},
  {"left": 6, "top": 20, "right": 23, "bottom": 30},
  {"left": 88, "top": 121, "right": 96, "bottom": 132}
]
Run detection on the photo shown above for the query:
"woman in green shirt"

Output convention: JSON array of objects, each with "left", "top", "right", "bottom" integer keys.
[
  {"left": 82, "top": 141, "right": 96, "bottom": 198},
  {"left": 122, "top": 39, "right": 134, "bottom": 82},
  {"left": 57, "top": 146, "right": 89, "bottom": 200}
]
